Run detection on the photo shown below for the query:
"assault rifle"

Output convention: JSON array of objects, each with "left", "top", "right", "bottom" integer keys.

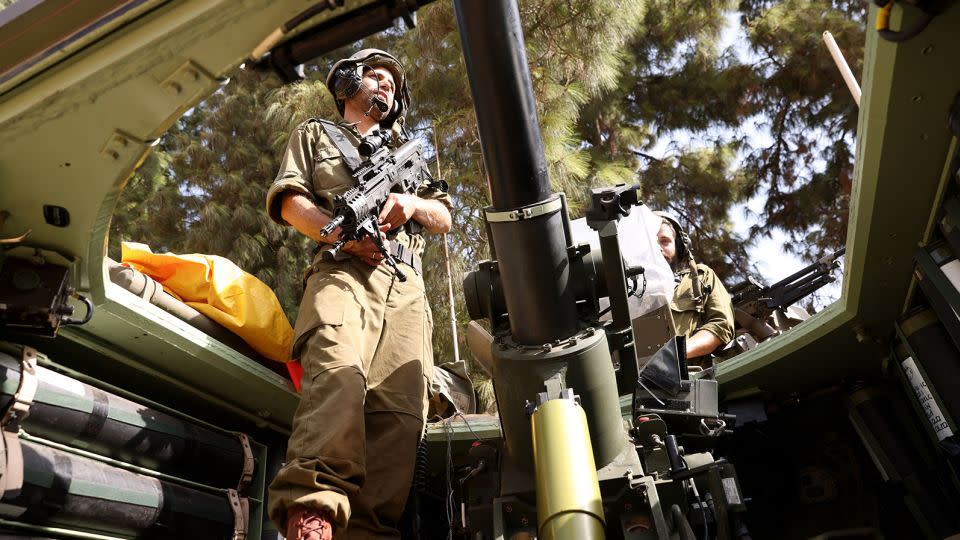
[
  {"left": 319, "top": 133, "right": 431, "bottom": 282},
  {"left": 728, "top": 247, "right": 845, "bottom": 346}
]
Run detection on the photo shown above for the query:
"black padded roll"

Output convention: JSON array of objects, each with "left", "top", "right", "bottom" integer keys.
[
  {"left": 0, "top": 347, "right": 251, "bottom": 489},
  {"left": 4, "top": 439, "right": 239, "bottom": 539}
]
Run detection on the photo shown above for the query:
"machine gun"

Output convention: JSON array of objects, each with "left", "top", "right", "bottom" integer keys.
[
  {"left": 728, "top": 247, "right": 845, "bottom": 348},
  {"left": 318, "top": 134, "right": 431, "bottom": 282}
]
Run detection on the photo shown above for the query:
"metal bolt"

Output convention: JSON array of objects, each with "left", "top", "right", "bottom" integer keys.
[
  {"left": 504, "top": 504, "right": 513, "bottom": 513},
  {"left": 922, "top": 45, "right": 934, "bottom": 55},
  {"left": 520, "top": 516, "right": 529, "bottom": 527}
]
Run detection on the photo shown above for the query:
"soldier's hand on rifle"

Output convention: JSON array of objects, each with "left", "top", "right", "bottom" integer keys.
[
  {"left": 343, "top": 233, "right": 388, "bottom": 267},
  {"left": 378, "top": 193, "right": 418, "bottom": 231}
]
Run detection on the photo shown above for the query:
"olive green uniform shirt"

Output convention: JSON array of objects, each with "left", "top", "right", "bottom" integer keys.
[
  {"left": 670, "top": 263, "right": 735, "bottom": 345},
  {"left": 265, "top": 118, "right": 451, "bottom": 261},
  {"left": 264, "top": 118, "right": 452, "bottom": 352}
]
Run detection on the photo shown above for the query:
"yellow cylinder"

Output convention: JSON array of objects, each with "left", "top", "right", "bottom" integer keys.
[{"left": 531, "top": 398, "right": 606, "bottom": 540}]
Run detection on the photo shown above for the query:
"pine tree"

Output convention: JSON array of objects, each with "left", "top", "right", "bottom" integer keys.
[{"left": 738, "top": 0, "right": 864, "bottom": 258}]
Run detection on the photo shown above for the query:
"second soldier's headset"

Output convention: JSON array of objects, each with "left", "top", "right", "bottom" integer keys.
[
  {"left": 654, "top": 211, "right": 691, "bottom": 264},
  {"left": 655, "top": 210, "right": 706, "bottom": 308}
]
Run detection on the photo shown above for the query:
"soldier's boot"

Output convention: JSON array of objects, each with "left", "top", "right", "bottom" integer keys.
[{"left": 286, "top": 506, "right": 335, "bottom": 540}]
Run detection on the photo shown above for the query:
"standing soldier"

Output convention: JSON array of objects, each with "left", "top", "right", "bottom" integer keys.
[
  {"left": 264, "top": 49, "right": 452, "bottom": 540},
  {"left": 655, "top": 212, "right": 734, "bottom": 362}
]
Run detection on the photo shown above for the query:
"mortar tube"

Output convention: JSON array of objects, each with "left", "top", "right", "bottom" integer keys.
[{"left": 454, "top": 0, "right": 579, "bottom": 343}]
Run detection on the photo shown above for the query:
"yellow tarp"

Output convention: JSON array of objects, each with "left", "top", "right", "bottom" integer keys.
[{"left": 121, "top": 242, "right": 293, "bottom": 362}]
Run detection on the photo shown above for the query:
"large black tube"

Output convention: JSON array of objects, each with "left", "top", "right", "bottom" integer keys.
[
  {"left": 278, "top": 1, "right": 435, "bottom": 71},
  {"left": 0, "top": 348, "right": 251, "bottom": 489},
  {"left": 453, "top": 0, "right": 549, "bottom": 208},
  {"left": 4, "top": 439, "right": 240, "bottom": 539},
  {"left": 454, "top": 0, "right": 579, "bottom": 343},
  {"left": 488, "top": 210, "right": 578, "bottom": 344}
]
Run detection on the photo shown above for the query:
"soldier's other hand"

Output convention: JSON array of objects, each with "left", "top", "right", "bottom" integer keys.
[
  {"left": 378, "top": 193, "right": 418, "bottom": 231},
  {"left": 343, "top": 234, "right": 387, "bottom": 266}
]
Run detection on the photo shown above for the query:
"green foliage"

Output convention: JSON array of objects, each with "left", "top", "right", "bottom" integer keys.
[{"left": 737, "top": 0, "right": 865, "bottom": 259}]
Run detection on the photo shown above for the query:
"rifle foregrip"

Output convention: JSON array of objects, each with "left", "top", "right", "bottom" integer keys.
[{"left": 323, "top": 240, "right": 346, "bottom": 261}]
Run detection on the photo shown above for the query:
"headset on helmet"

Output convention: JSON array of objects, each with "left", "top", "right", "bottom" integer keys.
[
  {"left": 653, "top": 211, "right": 692, "bottom": 264},
  {"left": 325, "top": 49, "right": 410, "bottom": 127}
]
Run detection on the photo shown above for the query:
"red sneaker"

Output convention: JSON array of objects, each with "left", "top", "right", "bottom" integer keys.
[{"left": 286, "top": 506, "right": 334, "bottom": 540}]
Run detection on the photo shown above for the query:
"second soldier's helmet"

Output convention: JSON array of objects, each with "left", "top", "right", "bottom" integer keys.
[
  {"left": 653, "top": 211, "right": 693, "bottom": 264},
  {"left": 325, "top": 48, "right": 410, "bottom": 126}
]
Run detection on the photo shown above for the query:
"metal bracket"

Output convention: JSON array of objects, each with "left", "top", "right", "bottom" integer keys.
[
  {"left": 227, "top": 488, "right": 249, "bottom": 540},
  {"left": 485, "top": 197, "right": 562, "bottom": 223},
  {"left": 2, "top": 347, "right": 38, "bottom": 430},
  {"left": 100, "top": 129, "right": 153, "bottom": 161},
  {"left": 236, "top": 432, "right": 255, "bottom": 492},
  {"left": 160, "top": 59, "right": 219, "bottom": 96}
]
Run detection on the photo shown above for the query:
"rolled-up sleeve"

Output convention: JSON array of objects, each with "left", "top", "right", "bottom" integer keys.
[
  {"left": 416, "top": 181, "right": 453, "bottom": 211},
  {"left": 698, "top": 267, "right": 735, "bottom": 344},
  {"left": 266, "top": 122, "right": 320, "bottom": 226}
]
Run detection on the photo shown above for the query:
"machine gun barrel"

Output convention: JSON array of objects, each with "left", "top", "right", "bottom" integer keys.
[
  {"left": 767, "top": 247, "right": 845, "bottom": 293},
  {"left": 732, "top": 247, "right": 845, "bottom": 308}
]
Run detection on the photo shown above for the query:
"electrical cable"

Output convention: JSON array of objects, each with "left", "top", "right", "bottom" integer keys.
[
  {"left": 443, "top": 418, "right": 455, "bottom": 540},
  {"left": 690, "top": 482, "right": 709, "bottom": 540},
  {"left": 441, "top": 412, "right": 484, "bottom": 540},
  {"left": 630, "top": 272, "right": 648, "bottom": 302}
]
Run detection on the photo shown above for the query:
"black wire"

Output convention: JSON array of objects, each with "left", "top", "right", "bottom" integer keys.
[
  {"left": 630, "top": 273, "right": 647, "bottom": 302},
  {"left": 441, "top": 412, "right": 483, "bottom": 540},
  {"left": 693, "top": 489, "right": 709, "bottom": 540},
  {"left": 444, "top": 419, "right": 454, "bottom": 540},
  {"left": 598, "top": 269, "right": 647, "bottom": 319}
]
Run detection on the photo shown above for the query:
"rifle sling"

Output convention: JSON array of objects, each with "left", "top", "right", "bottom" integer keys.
[
  {"left": 389, "top": 241, "right": 421, "bottom": 275},
  {"left": 318, "top": 120, "right": 363, "bottom": 172}
]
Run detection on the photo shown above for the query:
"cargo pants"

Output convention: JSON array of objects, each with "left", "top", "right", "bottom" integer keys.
[{"left": 268, "top": 257, "right": 433, "bottom": 539}]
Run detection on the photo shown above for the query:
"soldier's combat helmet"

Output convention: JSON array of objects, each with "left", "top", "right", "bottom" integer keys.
[
  {"left": 653, "top": 211, "right": 693, "bottom": 264},
  {"left": 325, "top": 48, "right": 409, "bottom": 126}
]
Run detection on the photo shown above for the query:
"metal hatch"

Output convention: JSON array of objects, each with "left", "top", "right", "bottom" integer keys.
[{"left": 0, "top": 0, "right": 434, "bottom": 433}]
